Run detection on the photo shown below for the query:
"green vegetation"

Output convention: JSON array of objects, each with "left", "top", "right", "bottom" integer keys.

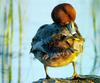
[
  {"left": 18, "top": 0, "right": 23, "bottom": 83},
  {"left": 1, "top": 0, "right": 23, "bottom": 82},
  {"left": 91, "top": 0, "right": 99, "bottom": 74}
]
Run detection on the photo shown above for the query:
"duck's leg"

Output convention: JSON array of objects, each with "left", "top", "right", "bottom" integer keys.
[
  {"left": 44, "top": 65, "right": 50, "bottom": 79},
  {"left": 72, "top": 62, "right": 79, "bottom": 79}
]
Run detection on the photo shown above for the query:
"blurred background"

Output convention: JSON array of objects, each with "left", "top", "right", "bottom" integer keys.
[{"left": 0, "top": 0, "right": 100, "bottom": 83}]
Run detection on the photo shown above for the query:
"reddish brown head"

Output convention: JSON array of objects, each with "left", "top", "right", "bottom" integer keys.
[{"left": 51, "top": 3, "right": 76, "bottom": 26}]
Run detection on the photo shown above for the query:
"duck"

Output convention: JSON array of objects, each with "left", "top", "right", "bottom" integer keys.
[{"left": 30, "top": 3, "right": 84, "bottom": 79}]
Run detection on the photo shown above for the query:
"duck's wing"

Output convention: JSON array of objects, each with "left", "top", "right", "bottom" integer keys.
[
  {"left": 30, "top": 23, "right": 61, "bottom": 54},
  {"left": 30, "top": 24, "right": 49, "bottom": 53}
]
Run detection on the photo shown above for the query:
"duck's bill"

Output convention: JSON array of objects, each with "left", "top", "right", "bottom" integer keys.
[{"left": 66, "top": 22, "right": 76, "bottom": 35}]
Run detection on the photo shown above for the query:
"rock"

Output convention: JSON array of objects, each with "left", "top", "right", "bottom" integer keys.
[{"left": 33, "top": 75, "right": 100, "bottom": 83}]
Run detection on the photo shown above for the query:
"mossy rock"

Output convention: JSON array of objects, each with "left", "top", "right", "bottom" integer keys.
[{"left": 33, "top": 75, "right": 100, "bottom": 83}]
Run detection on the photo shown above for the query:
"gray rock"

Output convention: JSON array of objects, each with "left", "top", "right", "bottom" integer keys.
[{"left": 33, "top": 75, "right": 100, "bottom": 83}]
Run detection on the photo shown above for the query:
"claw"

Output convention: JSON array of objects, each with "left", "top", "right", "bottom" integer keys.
[
  {"left": 46, "top": 75, "right": 50, "bottom": 79},
  {"left": 72, "top": 73, "right": 79, "bottom": 79}
]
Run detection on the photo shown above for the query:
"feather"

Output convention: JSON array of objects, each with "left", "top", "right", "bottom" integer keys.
[{"left": 30, "top": 23, "right": 84, "bottom": 64}]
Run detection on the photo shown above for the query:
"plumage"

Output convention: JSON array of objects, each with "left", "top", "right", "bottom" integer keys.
[{"left": 30, "top": 23, "right": 84, "bottom": 67}]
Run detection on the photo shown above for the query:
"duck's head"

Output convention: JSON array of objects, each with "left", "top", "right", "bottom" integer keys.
[{"left": 51, "top": 3, "right": 76, "bottom": 26}]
